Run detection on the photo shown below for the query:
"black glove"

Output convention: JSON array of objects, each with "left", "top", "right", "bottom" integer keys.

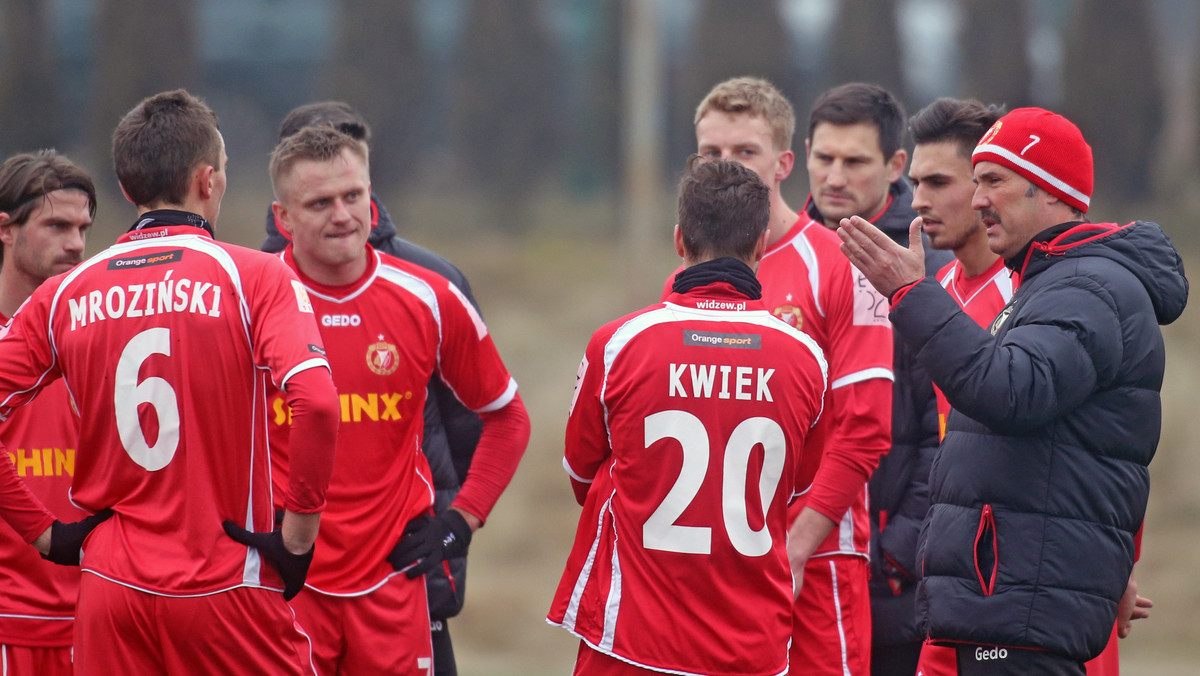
[
  {"left": 388, "top": 510, "right": 472, "bottom": 579},
  {"left": 222, "top": 521, "right": 313, "bottom": 601},
  {"left": 43, "top": 509, "right": 114, "bottom": 566}
]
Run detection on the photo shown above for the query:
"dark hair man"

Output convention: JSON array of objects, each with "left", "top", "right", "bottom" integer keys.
[
  {"left": 801, "top": 81, "right": 952, "bottom": 676},
  {"left": 550, "top": 156, "right": 827, "bottom": 675},
  {"left": 0, "top": 150, "right": 94, "bottom": 676},
  {"left": 261, "top": 101, "right": 485, "bottom": 675},
  {"left": 0, "top": 89, "right": 340, "bottom": 675},
  {"left": 839, "top": 107, "right": 1187, "bottom": 675},
  {"left": 267, "top": 124, "right": 529, "bottom": 675}
]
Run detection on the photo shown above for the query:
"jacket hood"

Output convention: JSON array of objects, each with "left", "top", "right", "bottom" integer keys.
[{"left": 1028, "top": 221, "right": 1188, "bottom": 325}]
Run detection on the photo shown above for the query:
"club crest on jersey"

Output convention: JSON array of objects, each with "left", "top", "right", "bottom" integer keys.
[
  {"left": 367, "top": 340, "right": 400, "bottom": 376},
  {"left": 990, "top": 305, "right": 1014, "bottom": 335},
  {"left": 773, "top": 303, "right": 801, "bottom": 329}
]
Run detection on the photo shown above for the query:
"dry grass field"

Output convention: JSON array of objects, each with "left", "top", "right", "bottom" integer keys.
[{"left": 201, "top": 188, "right": 1200, "bottom": 675}]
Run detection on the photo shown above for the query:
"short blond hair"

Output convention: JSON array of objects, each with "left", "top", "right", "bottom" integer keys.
[
  {"left": 269, "top": 125, "right": 369, "bottom": 201},
  {"left": 694, "top": 77, "right": 795, "bottom": 152}
]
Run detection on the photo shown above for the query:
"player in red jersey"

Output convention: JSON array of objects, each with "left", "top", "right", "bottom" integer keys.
[
  {"left": 551, "top": 156, "right": 828, "bottom": 676},
  {"left": 906, "top": 97, "right": 1151, "bottom": 676},
  {"left": 0, "top": 151, "right": 95, "bottom": 675},
  {"left": 266, "top": 125, "right": 530, "bottom": 675},
  {"left": 673, "top": 78, "right": 893, "bottom": 675},
  {"left": 0, "top": 90, "right": 341, "bottom": 675}
]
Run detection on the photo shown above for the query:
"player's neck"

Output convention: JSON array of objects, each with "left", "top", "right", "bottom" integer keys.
[
  {"left": 0, "top": 265, "right": 41, "bottom": 319},
  {"left": 767, "top": 198, "right": 798, "bottom": 246},
  {"left": 293, "top": 249, "right": 370, "bottom": 288},
  {"left": 954, "top": 236, "right": 1000, "bottom": 278}
]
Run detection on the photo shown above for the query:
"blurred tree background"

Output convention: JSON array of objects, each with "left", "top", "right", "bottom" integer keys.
[{"left": 0, "top": 1, "right": 1197, "bottom": 673}]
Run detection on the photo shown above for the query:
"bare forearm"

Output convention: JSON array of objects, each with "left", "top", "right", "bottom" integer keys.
[{"left": 280, "top": 511, "right": 320, "bottom": 554}]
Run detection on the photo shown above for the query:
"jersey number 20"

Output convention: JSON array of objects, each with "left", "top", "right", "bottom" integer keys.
[
  {"left": 115, "top": 327, "right": 180, "bottom": 471},
  {"left": 643, "top": 410, "right": 785, "bottom": 557}
]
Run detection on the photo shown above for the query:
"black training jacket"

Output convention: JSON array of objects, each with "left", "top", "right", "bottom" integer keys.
[{"left": 892, "top": 220, "right": 1187, "bottom": 660}]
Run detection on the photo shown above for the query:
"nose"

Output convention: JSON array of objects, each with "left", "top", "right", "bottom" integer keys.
[
  {"left": 825, "top": 162, "right": 847, "bottom": 187},
  {"left": 64, "top": 226, "right": 86, "bottom": 254},
  {"left": 910, "top": 184, "right": 929, "bottom": 212},
  {"left": 970, "top": 184, "right": 988, "bottom": 211},
  {"left": 330, "top": 199, "right": 352, "bottom": 224}
]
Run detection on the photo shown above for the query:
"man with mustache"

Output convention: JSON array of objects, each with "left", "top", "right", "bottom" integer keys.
[
  {"left": 839, "top": 107, "right": 1186, "bottom": 674},
  {"left": 0, "top": 151, "right": 95, "bottom": 675},
  {"left": 906, "top": 98, "right": 1152, "bottom": 676}
]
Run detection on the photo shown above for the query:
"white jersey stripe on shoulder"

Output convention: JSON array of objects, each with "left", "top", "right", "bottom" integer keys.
[
  {"left": 830, "top": 366, "right": 893, "bottom": 390},
  {"left": 992, "top": 268, "right": 1014, "bottom": 303},
  {"left": 790, "top": 229, "right": 825, "bottom": 318}
]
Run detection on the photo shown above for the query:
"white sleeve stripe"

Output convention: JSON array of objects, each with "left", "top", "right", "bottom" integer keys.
[
  {"left": 474, "top": 377, "right": 518, "bottom": 413},
  {"left": 563, "top": 457, "right": 593, "bottom": 484},
  {"left": 279, "top": 358, "right": 330, "bottom": 389},
  {"left": 830, "top": 367, "right": 894, "bottom": 390}
]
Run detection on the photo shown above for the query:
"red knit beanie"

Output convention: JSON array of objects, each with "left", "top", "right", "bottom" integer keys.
[{"left": 972, "top": 107, "right": 1093, "bottom": 214}]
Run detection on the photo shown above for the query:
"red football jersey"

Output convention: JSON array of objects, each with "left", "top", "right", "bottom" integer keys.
[
  {"left": 270, "top": 248, "right": 517, "bottom": 595},
  {"left": 549, "top": 281, "right": 828, "bottom": 676},
  {"left": 746, "top": 217, "right": 892, "bottom": 558},
  {"left": 0, "top": 346, "right": 85, "bottom": 647},
  {"left": 0, "top": 225, "right": 330, "bottom": 596},
  {"left": 933, "top": 257, "right": 1013, "bottom": 439}
]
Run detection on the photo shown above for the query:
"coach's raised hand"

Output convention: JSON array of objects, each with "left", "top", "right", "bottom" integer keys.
[{"left": 837, "top": 215, "right": 926, "bottom": 299}]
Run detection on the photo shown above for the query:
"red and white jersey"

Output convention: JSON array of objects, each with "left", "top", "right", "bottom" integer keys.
[
  {"left": 0, "top": 322, "right": 85, "bottom": 647},
  {"left": 934, "top": 257, "right": 1013, "bottom": 439},
  {"left": 0, "top": 225, "right": 329, "bottom": 597},
  {"left": 754, "top": 217, "right": 892, "bottom": 558},
  {"left": 549, "top": 281, "right": 828, "bottom": 676},
  {"left": 270, "top": 247, "right": 517, "bottom": 595}
]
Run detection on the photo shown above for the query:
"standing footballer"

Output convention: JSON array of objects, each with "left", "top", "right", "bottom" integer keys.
[{"left": 549, "top": 157, "right": 828, "bottom": 675}]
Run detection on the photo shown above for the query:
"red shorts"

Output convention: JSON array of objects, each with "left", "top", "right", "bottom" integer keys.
[
  {"left": 0, "top": 645, "right": 72, "bottom": 676},
  {"left": 74, "top": 573, "right": 316, "bottom": 675},
  {"left": 290, "top": 573, "right": 433, "bottom": 675},
  {"left": 573, "top": 642, "right": 660, "bottom": 675},
  {"left": 790, "top": 555, "right": 871, "bottom": 676}
]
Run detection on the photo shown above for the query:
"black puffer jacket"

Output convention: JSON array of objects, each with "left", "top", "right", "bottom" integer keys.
[
  {"left": 891, "top": 220, "right": 1188, "bottom": 660},
  {"left": 809, "top": 180, "right": 951, "bottom": 644},
  {"left": 265, "top": 197, "right": 483, "bottom": 619}
]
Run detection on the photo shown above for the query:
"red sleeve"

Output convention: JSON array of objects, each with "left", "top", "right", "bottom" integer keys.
[
  {"left": 803, "top": 378, "right": 892, "bottom": 522},
  {"left": 562, "top": 337, "right": 612, "bottom": 505},
  {"left": 451, "top": 392, "right": 530, "bottom": 523},
  {"left": 0, "top": 439, "right": 55, "bottom": 543},
  {"left": 278, "top": 364, "right": 339, "bottom": 514}
]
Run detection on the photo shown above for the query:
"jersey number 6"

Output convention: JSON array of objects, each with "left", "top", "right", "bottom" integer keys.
[
  {"left": 643, "top": 410, "right": 785, "bottom": 557},
  {"left": 115, "top": 327, "right": 181, "bottom": 471}
]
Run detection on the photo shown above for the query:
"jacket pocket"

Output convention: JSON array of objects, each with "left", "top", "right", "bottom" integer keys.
[{"left": 974, "top": 504, "right": 998, "bottom": 596}]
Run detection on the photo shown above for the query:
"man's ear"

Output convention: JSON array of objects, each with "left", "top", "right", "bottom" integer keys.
[
  {"left": 673, "top": 223, "right": 686, "bottom": 260},
  {"left": 751, "top": 227, "right": 770, "bottom": 265},
  {"left": 775, "top": 149, "right": 795, "bottom": 184},
  {"left": 0, "top": 213, "right": 15, "bottom": 248},
  {"left": 196, "top": 164, "right": 217, "bottom": 200},
  {"left": 272, "top": 201, "right": 293, "bottom": 241},
  {"left": 885, "top": 148, "right": 908, "bottom": 184}
]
